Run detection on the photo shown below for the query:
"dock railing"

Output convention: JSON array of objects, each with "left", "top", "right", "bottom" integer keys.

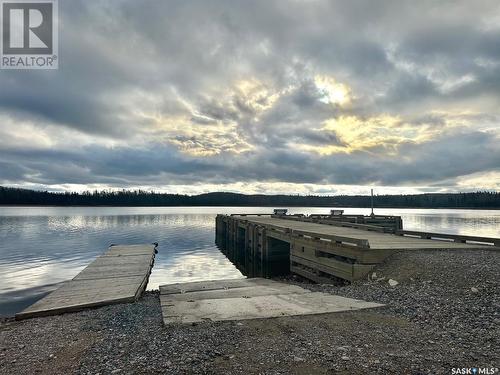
[
  {"left": 264, "top": 223, "right": 371, "bottom": 249},
  {"left": 291, "top": 229, "right": 370, "bottom": 249},
  {"left": 308, "top": 219, "right": 390, "bottom": 233},
  {"left": 230, "top": 213, "right": 273, "bottom": 217},
  {"left": 396, "top": 230, "right": 500, "bottom": 247},
  {"left": 270, "top": 214, "right": 398, "bottom": 233}
]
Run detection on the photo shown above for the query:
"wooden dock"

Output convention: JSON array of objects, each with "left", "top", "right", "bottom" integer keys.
[
  {"left": 160, "top": 278, "right": 383, "bottom": 324},
  {"left": 15, "top": 243, "right": 157, "bottom": 320},
  {"left": 215, "top": 214, "right": 499, "bottom": 283}
]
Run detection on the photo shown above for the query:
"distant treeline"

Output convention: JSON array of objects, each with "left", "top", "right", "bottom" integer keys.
[{"left": 0, "top": 186, "right": 499, "bottom": 208}]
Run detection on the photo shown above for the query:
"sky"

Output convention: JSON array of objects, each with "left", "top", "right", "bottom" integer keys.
[{"left": 1, "top": 0, "right": 499, "bottom": 195}]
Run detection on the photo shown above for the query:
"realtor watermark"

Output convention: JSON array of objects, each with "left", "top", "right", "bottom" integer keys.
[
  {"left": 451, "top": 367, "right": 499, "bottom": 375},
  {"left": 1, "top": 0, "right": 58, "bottom": 69}
]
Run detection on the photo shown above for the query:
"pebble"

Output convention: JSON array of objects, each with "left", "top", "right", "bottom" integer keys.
[{"left": 388, "top": 279, "right": 399, "bottom": 287}]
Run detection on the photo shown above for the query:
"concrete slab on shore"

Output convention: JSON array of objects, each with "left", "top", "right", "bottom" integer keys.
[
  {"left": 160, "top": 278, "right": 382, "bottom": 324},
  {"left": 15, "top": 243, "right": 157, "bottom": 320}
]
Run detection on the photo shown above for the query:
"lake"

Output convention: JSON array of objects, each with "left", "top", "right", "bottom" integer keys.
[{"left": 0, "top": 206, "right": 499, "bottom": 317}]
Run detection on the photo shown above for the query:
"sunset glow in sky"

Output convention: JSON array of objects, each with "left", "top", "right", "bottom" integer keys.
[{"left": 1, "top": 1, "right": 499, "bottom": 195}]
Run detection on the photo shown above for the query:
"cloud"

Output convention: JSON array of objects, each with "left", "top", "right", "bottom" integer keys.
[{"left": 0, "top": 0, "right": 499, "bottom": 194}]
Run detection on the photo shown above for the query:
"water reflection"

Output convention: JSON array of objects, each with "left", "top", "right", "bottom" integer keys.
[{"left": 0, "top": 206, "right": 499, "bottom": 316}]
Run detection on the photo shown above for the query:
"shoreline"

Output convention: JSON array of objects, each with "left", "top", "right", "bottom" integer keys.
[
  {"left": 0, "top": 204, "right": 500, "bottom": 214},
  {"left": 1, "top": 248, "right": 498, "bottom": 374},
  {"left": 1, "top": 204, "right": 499, "bottom": 210}
]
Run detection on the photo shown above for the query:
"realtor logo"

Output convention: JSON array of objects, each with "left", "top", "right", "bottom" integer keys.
[{"left": 1, "top": 0, "right": 58, "bottom": 69}]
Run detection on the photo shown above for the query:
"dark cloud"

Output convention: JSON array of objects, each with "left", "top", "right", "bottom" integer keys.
[
  {"left": 0, "top": 0, "right": 499, "bottom": 192},
  {"left": 1, "top": 128, "right": 498, "bottom": 189}
]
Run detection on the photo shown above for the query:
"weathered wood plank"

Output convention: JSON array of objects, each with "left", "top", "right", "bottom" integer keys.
[
  {"left": 290, "top": 265, "right": 336, "bottom": 284},
  {"left": 15, "top": 243, "right": 157, "bottom": 320},
  {"left": 291, "top": 255, "right": 350, "bottom": 280},
  {"left": 291, "top": 237, "right": 396, "bottom": 264},
  {"left": 73, "top": 263, "right": 152, "bottom": 280}
]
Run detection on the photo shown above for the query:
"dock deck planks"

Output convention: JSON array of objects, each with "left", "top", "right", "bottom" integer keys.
[
  {"left": 216, "top": 215, "right": 498, "bottom": 282},
  {"left": 231, "top": 216, "right": 493, "bottom": 250},
  {"left": 15, "top": 243, "right": 157, "bottom": 320}
]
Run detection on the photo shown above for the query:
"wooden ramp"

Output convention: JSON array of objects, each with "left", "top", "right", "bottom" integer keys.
[
  {"left": 16, "top": 243, "right": 157, "bottom": 320},
  {"left": 160, "top": 278, "right": 383, "bottom": 324}
]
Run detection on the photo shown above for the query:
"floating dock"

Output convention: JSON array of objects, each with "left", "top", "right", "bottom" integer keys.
[
  {"left": 159, "top": 278, "right": 383, "bottom": 324},
  {"left": 216, "top": 213, "right": 499, "bottom": 283},
  {"left": 15, "top": 243, "right": 157, "bottom": 320}
]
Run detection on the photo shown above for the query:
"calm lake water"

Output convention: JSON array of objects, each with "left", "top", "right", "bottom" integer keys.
[{"left": 0, "top": 206, "right": 499, "bottom": 316}]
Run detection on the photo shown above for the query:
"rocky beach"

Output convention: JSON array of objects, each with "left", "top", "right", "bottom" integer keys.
[{"left": 1, "top": 249, "right": 498, "bottom": 375}]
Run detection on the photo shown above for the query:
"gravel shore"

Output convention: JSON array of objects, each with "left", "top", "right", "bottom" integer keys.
[{"left": 1, "top": 248, "right": 499, "bottom": 374}]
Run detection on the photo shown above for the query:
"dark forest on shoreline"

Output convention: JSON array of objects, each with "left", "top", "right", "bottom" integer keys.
[{"left": 0, "top": 186, "right": 499, "bottom": 208}]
